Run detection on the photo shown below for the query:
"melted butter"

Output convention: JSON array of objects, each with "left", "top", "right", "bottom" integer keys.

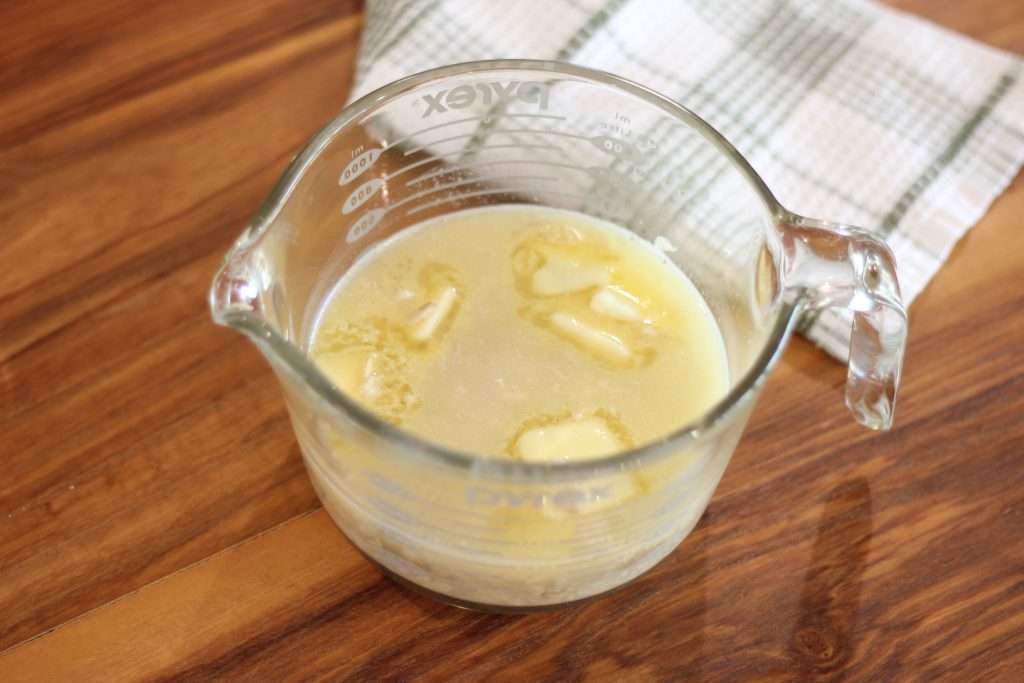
[{"left": 312, "top": 205, "right": 729, "bottom": 460}]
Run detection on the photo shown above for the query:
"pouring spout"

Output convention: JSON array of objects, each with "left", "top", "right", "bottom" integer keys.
[
  {"left": 208, "top": 222, "right": 314, "bottom": 391},
  {"left": 209, "top": 225, "right": 267, "bottom": 326}
]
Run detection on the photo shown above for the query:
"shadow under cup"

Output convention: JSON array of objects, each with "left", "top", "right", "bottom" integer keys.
[{"left": 210, "top": 61, "right": 904, "bottom": 609}]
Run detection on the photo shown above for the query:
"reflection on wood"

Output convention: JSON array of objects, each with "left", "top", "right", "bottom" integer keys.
[{"left": 788, "top": 479, "right": 871, "bottom": 675}]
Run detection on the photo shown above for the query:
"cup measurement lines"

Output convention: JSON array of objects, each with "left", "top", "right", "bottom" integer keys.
[
  {"left": 339, "top": 115, "right": 653, "bottom": 189},
  {"left": 384, "top": 113, "right": 566, "bottom": 152},
  {"left": 384, "top": 144, "right": 562, "bottom": 184},
  {"left": 400, "top": 128, "right": 590, "bottom": 157},
  {"left": 339, "top": 148, "right": 598, "bottom": 218},
  {"left": 345, "top": 175, "right": 585, "bottom": 244},
  {"left": 339, "top": 115, "right": 660, "bottom": 244},
  {"left": 338, "top": 113, "right": 563, "bottom": 186},
  {"left": 406, "top": 158, "right": 594, "bottom": 186},
  {"left": 405, "top": 188, "right": 589, "bottom": 217},
  {"left": 342, "top": 157, "right": 651, "bottom": 244},
  {"left": 344, "top": 173, "right": 555, "bottom": 216}
]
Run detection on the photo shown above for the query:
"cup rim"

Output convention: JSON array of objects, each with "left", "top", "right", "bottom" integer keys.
[{"left": 213, "top": 59, "right": 801, "bottom": 481}]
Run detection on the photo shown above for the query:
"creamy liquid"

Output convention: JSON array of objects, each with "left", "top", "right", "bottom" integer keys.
[{"left": 311, "top": 206, "right": 729, "bottom": 461}]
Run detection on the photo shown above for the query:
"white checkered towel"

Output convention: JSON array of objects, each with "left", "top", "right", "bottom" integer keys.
[{"left": 349, "top": 0, "right": 1024, "bottom": 360}]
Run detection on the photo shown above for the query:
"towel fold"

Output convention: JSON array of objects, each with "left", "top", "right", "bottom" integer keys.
[{"left": 350, "top": 0, "right": 1024, "bottom": 359}]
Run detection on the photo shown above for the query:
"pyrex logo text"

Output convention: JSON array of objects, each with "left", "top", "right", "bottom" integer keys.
[
  {"left": 465, "top": 485, "right": 612, "bottom": 510},
  {"left": 420, "top": 80, "right": 550, "bottom": 118}
]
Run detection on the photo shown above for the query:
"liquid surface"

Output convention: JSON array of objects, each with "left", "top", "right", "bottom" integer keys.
[{"left": 312, "top": 206, "right": 729, "bottom": 460}]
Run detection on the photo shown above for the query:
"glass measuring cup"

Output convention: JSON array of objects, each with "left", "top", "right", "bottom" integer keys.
[{"left": 209, "top": 61, "right": 906, "bottom": 610}]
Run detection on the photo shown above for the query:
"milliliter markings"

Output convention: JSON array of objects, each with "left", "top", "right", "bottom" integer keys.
[
  {"left": 342, "top": 177, "right": 385, "bottom": 214},
  {"left": 345, "top": 174, "right": 558, "bottom": 243},
  {"left": 337, "top": 113, "right": 567, "bottom": 187},
  {"left": 339, "top": 148, "right": 382, "bottom": 186}
]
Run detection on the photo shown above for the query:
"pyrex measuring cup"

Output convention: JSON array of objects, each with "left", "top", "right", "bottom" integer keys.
[{"left": 210, "top": 61, "right": 906, "bottom": 610}]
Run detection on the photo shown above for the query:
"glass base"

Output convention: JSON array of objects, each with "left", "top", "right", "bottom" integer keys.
[{"left": 355, "top": 546, "right": 623, "bottom": 613}]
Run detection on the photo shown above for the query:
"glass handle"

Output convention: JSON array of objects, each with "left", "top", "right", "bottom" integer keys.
[{"left": 778, "top": 214, "right": 907, "bottom": 430}]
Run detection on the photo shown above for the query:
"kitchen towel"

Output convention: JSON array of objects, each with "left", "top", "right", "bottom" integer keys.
[{"left": 348, "top": 0, "right": 1024, "bottom": 360}]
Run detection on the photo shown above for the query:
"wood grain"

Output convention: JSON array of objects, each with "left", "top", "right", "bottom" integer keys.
[
  {"left": 1, "top": 1, "right": 1022, "bottom": 681},
  {"left": 0, "top": 0, "right": 361, "bottom": 652}
]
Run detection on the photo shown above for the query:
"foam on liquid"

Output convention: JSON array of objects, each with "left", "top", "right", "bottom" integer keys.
[{"left": 312, "top": 206, "right": 729, "bottom": 461}]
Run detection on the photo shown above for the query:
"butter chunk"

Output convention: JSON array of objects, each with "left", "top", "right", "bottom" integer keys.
[
  {"left": 408, "top": 285, "right": 458, "bottom": 342},
  {"left": 590, "top": 285, "right": 643, "bottom": 322},
  {"left": 515, "top": 415, "right": 627, "bottom": 463},
  {"left": 360, "top": 352, "right": 386, "bottom": 400},
  {"left": 316, "top": 351, "right": 364, "bottom": 396},
  {"left": 531, "top": 252, "right": 611, "bottom": 295},
  {"left": 549, "top": 311, "right": 631, "bottom": 362}
]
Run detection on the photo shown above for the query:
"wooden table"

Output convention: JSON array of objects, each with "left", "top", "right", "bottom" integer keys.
[{"left": 2, "top": 1, "right": 1022, "bottom": 680}]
